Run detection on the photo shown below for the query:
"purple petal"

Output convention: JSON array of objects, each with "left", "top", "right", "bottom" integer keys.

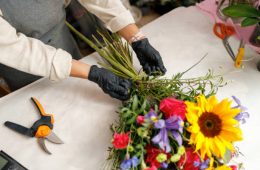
[
  {"left": 152, "top": 131, "right": 162, "bottom": 144},
  {"left": 165, "top": 116, "right": 183, "bottom": 132},
  {"left": 163, "top": 129, "right": 171, "bottom": 153},
  {"left": 145, "top": 110, "right": 157, "bottom": 119},
  {"left": 235, "top": 113, "right": 243, "bottom": 120},
  {"left": 120, "top": 159, "right": 132, "bottom": 170},
  {"left": 152, "top": 128, "right": 171, "bottom": 153},
  {"left": 166, "top": 115, "right": 178, "bottom": 123},
  {"left": 240, "top": 106, "right": 248, "bottom": 111},
  {"left": 155, "top": 120, "right": 166, "bottom": 129},
  {"left": 200, "top": 159, "right": 210, "bottom": 169},
  {"left": 131, "top": 156, "right": 139, "bottom": 167},
  {"left": 172, "top": 131, "right": 182, "bottom": 146},
  {"left": 161, "top": 162, "right": 168, "bottom": 169},
  {"left": 232, "top": 96, "right": 241, "bottom": 105},
  {"left": 242, "top": 112, "right": 250, "bottom": 118},
  {"left": 193, "top": 161, "right": 200, "bottom": 167}
]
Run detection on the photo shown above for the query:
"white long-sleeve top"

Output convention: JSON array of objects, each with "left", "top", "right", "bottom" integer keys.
[{"left": 0, "top": 0, "right": 135, "bottom": 81}]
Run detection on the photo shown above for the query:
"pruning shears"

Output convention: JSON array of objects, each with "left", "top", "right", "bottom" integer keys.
[
  {"left": 4, "top": 97, "right": 64, "bottom": 154},
  {"left": 213, "top": 0, "right": 245, "bottom": 68}
]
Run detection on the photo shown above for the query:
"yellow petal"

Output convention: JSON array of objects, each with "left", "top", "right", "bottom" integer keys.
[
  {"left": 214, "top": 136, "right": 226, "bottom": 158},
  {"left": 221, "top": 128, "right": 243, "bottom": 141},
  {"left": 212, "top": 99, "right": 232, "bottom": 117},
  {"left": 218, "top": 135, "right": 234, "bottom": 151},
  {"left": 206, "top": 95, "right": 218, "bottom": 112},
  {"left": 197, "top": 95, "right": 208, "bottom": 113},
  {"left": 221, "top": 119, "right": 239, "bottom": 126},
  {"left": 195, "top": 132, "right": 204, "bottom": 151},
  {"left": 220, "top": 108, "right": 241, "bottom": 119}
]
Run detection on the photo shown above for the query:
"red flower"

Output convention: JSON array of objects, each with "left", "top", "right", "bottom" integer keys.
[
  {"left": 230, "top": 165, "right": 238, "bottom": 170},
  {"left": 136, "top": 116, "right": 145, "bottom": 124},
  {"left": 159, "top": 98, "right": 186, "bottom": 120},
  {"left": 144, "top": 165, "right": 158, "bottom": 170},
  {"left": 112, "top": 132, "right": 130, "bottom": 149},
  {"left": 178, "top": 148, "right": 200, "bottom": 170},
  {"left": 145, "top": 145, "right": 170, "bottom": 168}
]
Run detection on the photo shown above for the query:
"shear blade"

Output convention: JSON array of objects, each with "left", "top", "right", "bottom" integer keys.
[
  {"left": 45, "top": 132, "right": 64, "bottom": 144},
  {"left": 38, "top": 138, "right": 52, "bottom": 155}
]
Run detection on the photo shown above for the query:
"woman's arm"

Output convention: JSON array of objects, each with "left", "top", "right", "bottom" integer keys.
[
  {"left": 0, "top": 11, "right": 74, "bottom": 81},
  {"left": 70, "top": 59, "right": 91, "bottom": 79},
  {"left": 77, "top": 0, "right": 136, "bottom": 33}
]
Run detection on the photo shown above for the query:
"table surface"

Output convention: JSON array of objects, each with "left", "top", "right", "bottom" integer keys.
[{"left": 0, "top": 7, "right": 259, "bottom": 170}]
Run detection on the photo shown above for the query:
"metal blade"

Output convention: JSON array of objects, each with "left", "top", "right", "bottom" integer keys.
[
  {"left": 223, "top": 38, "right": 236, "bottom": 61},
  {"left": 45, "top": 132, "right": 64, "bottom": 144},
  {"left": 4, "top": 121, "right": 34, "bottom": 137},
  {"left": 38, "top": 138, "right": 52, "bottom": 155}
]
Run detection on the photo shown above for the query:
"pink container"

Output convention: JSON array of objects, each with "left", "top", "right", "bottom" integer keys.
[{"left": 196, "top": 0, "right": 260, "bottom": 53}]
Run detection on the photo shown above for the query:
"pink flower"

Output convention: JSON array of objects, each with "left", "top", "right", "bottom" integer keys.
[
  {"left": 159, "top": 98, "right": 186, "bottom": 120},
  {"left": 136, "top": 116, "right": 145, "bottom": 124},
  {"left": 112, "top": 132, "right": 130, "bottom": 149},
  {"left": 230, "top": 165, "right": 238, "bottom": 170}
]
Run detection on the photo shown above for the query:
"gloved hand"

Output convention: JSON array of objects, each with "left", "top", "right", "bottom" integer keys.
[
  {"left": 132, "top": 38, "right": 167, "bottom": 75},
  {"left": 88, "top": 65, "right": 132, "bottom": 100}
]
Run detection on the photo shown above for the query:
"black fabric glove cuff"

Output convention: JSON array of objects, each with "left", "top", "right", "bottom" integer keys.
[
  {"left": 88, "top": 65, "right": 100, "bottom": 83},
  {"left": 131, "top": 38, "right": 148, "bottom": 51}
]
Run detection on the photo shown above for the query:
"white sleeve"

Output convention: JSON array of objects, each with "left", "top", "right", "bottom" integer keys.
[
  {"left": 0, "top": 11, "right": 72, "bottom": 82},
  {"left": 77, "top": 0, "right": 135, "bottom": 32}
]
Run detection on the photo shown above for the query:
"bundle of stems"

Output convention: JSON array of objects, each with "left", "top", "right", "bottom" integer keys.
[
  {"left": 66, "top": 21, "right": 224, "bottom": 100},
  {"left": 66, "top": 21, "right": 144, "bottom": 81}
]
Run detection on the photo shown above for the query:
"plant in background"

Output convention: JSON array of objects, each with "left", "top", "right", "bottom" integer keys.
[
  {"left": 222, "top": 2, "right": 260, "bottom": 47},
  {"left": 130, "top": 0, "right": 202, "bottom": 15},
  {"left": 223, "top": 4, "right": 260, "bottom": 27}
]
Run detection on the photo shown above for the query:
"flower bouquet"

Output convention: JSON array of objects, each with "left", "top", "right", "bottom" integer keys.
[{"left": 66, "top": 22, "right": 248, "bottom": 170}]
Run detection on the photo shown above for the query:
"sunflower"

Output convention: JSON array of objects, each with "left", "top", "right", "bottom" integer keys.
[
  {"left": 215, "top": 165, "right": 232, "bottom": 170},
  {"left": 185, "top": 95, "right": 243, "bottom": 159}
]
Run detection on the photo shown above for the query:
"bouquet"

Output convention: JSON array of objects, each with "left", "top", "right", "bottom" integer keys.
[{"left": 66, "top": 22, "right": 249, "bottom": 170}]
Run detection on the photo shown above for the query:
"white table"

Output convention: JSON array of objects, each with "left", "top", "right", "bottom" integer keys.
[{"left": 0, "top": 6, "right": 259, "bottom": 170}]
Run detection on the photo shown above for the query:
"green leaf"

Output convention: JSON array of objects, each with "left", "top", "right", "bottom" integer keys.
[
  {"left": 241, "top": 17, "right": 260, "bottom": 27},
  {"left": 122, "top": 110, "right": 132, "bottom": 119},
  {"left": 126, "top": 115, "right": 137, "bottom": 125},
  {"left": 132, "top": 95, "right": 139, "bottom": 111},
  {"left": 137, "top": 99, "right": 148, "bottom": 114},
  {"left": 223, "top": 149, "right": 232, "bottom": 164},
  {"left": 222, "top": 4, "right": 260, "bottom": 18}
]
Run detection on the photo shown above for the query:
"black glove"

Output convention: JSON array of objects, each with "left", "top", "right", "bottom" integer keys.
[
  {"left": 88, "top": 65, "right": 132, "bottom": 100},
  {"left": 132, "top": 38, "right": 167, "bottom": 75}
]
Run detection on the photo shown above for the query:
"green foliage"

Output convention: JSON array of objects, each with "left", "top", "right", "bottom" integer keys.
[
  {"left": 241, "top": 17, "right": 260, "bottom": 26},
  {"left": 222, "top": 4, "right": 260, "bottom": 27}
]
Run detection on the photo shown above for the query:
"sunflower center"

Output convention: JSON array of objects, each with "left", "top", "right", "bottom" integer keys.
[{"left": 198, "top": 112, "right": 222, "bottom": 137}]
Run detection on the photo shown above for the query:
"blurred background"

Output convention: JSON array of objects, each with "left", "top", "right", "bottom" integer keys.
[{"left": 65, "top": 0, "right": 202, "bottom": 56}]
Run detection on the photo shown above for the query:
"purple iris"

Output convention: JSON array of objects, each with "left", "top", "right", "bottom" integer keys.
[
  {"left": 145, "top": 110, "right": 158, "bottom": 120},
  {"left": 232, "top": 96, "right": 249, "bottom": 124},
  {"left": 152, "top": 116, "right": 183, "bottom": 153},
  {"left": 120, "top": 156, "right": 139, "bottom": 170},
  {"left": 193, "top": 159, "right": 210, "bottom": 170},
  {"left": 161, "top": 162, "right": 168, "bottom": 169}
]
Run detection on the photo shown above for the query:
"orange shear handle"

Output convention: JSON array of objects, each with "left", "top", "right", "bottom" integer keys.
[
  {"left": 213, "top": 23, "right": 235, "bottom": 40},
  {"left": 31, "top": 97, "right": 54, "bottom": 124}
]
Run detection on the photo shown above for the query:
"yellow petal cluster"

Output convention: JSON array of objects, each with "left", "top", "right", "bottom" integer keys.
[{"left": 185, "top": 95, "right": 243, "bottom": 158}]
